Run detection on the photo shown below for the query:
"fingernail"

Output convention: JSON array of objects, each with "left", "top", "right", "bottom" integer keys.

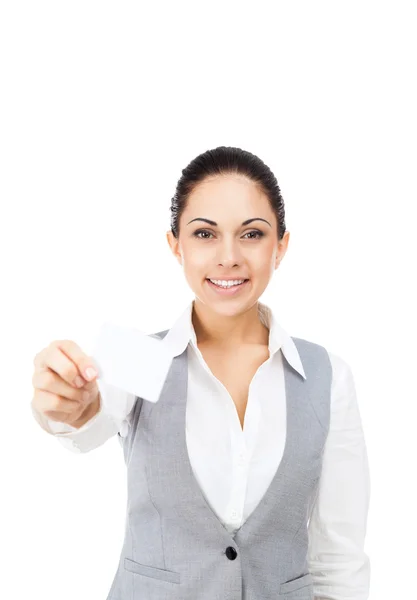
[{"left": 85, "top": 367, "right": 97, "bottom": 380}]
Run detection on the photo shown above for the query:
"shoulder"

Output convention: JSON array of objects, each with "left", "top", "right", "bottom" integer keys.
[
  {"left": 292, "top": 339, "right": 362, "bottom": 425},
  {"left": 291, "top": 336, "right": 354, "bottom": 390},
  {"left": 321, "top": 348, "right": 358, "bottom": 409}
]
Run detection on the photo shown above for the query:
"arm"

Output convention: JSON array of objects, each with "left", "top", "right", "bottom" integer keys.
[
  {"left": 33, "top": 380, "right": 137, "bottom": 454},
  {"left": 308, "top": 353, "right": 371, "bottom": 600}
]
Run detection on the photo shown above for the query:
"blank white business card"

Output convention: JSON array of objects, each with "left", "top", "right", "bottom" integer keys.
[{"left": 91, "top": 321, "right": 174, "bottom": 403}]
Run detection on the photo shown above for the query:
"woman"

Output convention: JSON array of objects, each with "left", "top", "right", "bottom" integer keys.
[{"left": 32, "top": 146, "right": 370, "bottom": 599}]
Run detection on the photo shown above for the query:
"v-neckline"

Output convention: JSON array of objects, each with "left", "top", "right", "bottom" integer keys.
[{"left": 171, "top": 347, "right": 294, "bottom": 539}]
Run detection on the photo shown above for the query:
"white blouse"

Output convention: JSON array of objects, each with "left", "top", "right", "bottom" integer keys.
[{"left": 34, "top": 300, "right": 371, "bottom": 600}]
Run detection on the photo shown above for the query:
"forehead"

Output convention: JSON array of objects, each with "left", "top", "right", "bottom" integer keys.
[{"left": 184, "top": 174, "right": 271, "bottom": 216}]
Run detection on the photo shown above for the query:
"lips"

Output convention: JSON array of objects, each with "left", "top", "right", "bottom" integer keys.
[
  {"left": 205, "top": 278, "right": 250, "bottom": 295},
  {"left": 206, "top": 278, "right": 249, "bottom": 283}
]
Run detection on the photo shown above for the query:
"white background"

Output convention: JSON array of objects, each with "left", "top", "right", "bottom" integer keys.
[{"left": 1, "top": 1, "right": 416, "bottom": 598}]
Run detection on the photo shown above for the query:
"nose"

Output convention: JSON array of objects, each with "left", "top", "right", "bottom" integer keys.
[{"left": 216, "top": 237, "right": 243, "bottom": 268}]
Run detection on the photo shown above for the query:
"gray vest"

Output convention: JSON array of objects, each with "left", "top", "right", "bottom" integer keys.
[{"left": 106, "top": 330, "right": 332, "bottom": 600}]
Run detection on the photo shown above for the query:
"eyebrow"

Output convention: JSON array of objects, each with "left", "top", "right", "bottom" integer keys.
[{"left": 186, "top": 217, "right": 272, "bottom": 227}]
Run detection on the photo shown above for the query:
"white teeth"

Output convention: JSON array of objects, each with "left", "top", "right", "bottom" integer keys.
[{"left": 209, "top": 279, "right": 245, "bottom": 288}]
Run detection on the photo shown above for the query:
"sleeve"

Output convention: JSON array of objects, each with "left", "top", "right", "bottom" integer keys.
[
  {"left": 36, "top": 379, "right": 137, "bottom": 454},
  {"left": 308, "top": 353, "right": 371, "bottom": 600}
]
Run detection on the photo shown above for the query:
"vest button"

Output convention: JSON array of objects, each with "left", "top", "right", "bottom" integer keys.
[{"left": 225, "top": 546, "right": 237, "bottom": 560}]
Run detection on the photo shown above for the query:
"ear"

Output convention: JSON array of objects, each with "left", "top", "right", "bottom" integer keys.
[
  {"left": 275, "top": 230, "right": 290, "bottom": 270},
  {"left": 166, "top": 230, "right": 183, "bottom": 265}
]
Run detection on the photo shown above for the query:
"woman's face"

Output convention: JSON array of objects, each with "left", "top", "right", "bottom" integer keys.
[{"left": 166, "top": 173, "right": 290, "bottom": 316}]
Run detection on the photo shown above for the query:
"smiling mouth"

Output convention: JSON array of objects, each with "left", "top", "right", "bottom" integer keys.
[
  {"left": 206, "top": 278, "right": 249, "bottom": 284},
  {"left": 205, "top": 278, "right": 250, "bottom": 291}
]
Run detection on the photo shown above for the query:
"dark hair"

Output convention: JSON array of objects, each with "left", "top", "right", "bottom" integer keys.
[{"left": 170, "top": 146, "right": 286, "bottom": 241}]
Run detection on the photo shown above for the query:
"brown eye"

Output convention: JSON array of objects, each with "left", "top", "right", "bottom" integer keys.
[
  {"left": 193, "top": 229, "right": 264, "bottom": 240},
  {"left": 244, "top": 230, "right": 264, "bottom": 239},
  {"left": 193, "top": 230, "right": 213, "bottom": 239}
]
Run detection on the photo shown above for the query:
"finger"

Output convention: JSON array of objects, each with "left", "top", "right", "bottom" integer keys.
[
  {"left": 57, "top": 340, "right": 99, "bottom": 384},
  {"left": 38, "top": 340, "right": 98, "bottom": 388},
  {"left": 32, "top": 369, "right": 90, "bottom": 405},
  {"left": 33, "top": 389, "right": 87, "bottom": 422}
]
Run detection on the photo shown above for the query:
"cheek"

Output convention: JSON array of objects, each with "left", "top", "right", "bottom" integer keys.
[
  {"left": 182, "top": 246, "right": 209, "bottom": 274},
  {"left": 249, "top": 245, "right": 275, "bottom": 270}
]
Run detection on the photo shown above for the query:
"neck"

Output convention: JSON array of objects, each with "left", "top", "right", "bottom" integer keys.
[{"left": 191, "top": 298, "right": 269, "bottom": 350}]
